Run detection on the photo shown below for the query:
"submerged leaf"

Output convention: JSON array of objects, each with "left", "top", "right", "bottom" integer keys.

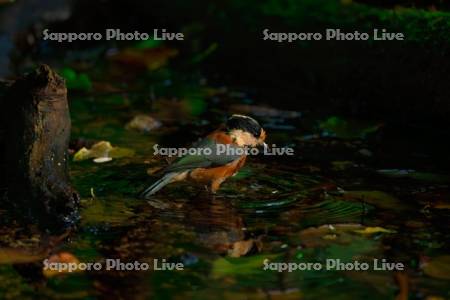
[
  {"left": 298, "top": 224, "right": 363, "bottom": 248},
  {"left": 228, "top": 240, "right": 255, "bottom": 258},
  {"left": 81, "top": 198, "right": 135, "bottom": 225},
  {"left": 0, "top": 248, "right": 46, "bottom": 264},
  {"left": 109, "top": 47, "right": 178, "bottom": 70},
  {"left": 353, "top": 227, "right": 396, "bottom": 235},
  {"left": 43, "top": 252, "right": 82, "bottom": 278},
  {"left": 297, "top": 223, "right": 394, "bottom": 250},
  {"left": 212, "top": 254, "right": 278, "bottom": 278},
  {"left": 422, "top": 256, "right": 450, "bottom": 280}
]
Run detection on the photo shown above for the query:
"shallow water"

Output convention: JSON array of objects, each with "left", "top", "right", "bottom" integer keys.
[{"left": 1, "top": 81, "right": 450, "bottom": 300}]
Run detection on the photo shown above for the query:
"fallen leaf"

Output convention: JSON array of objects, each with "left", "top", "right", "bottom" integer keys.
[
  {"left": 81, "top": 198, "right": 135, "bottom": 225},
  {"left": 433, "top": 202, "right": 450, "bottom": 209},
  {"left": 353, "top": 227, "right": 396, "bottom": 235},
  {"left": 298, "top": 224, "right": 363, "bottom": 248},
  {"left": 212, "top": 254, "right": 279, "bottom": 279},
  {"left": 43, "top": 252, "right": 82, "bottom": 278},
  {"left": 0, "top": 248, "right": 46, "bottom": 264},
  {"left": 125, "top": 115, "right": 161, "bottom": 133},
  {"left": 228, "top": 240, "right": 254, "bottom": 258},
  {"left": 422, "top": 256, "right": 450, "bottom": 280},
  {"left": 73, "top": 147, "right": 90, "bottom": 161},
  {"left": 109, "top": 47, "right": 178, "bottom": 71},
  {"left": 323, "top": 234, "right": 337, "bottom": 240},
  {"left": 73, "top": 141, "right": 134, "bottom": 162}
]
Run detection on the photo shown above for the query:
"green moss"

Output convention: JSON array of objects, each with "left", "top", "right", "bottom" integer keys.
[{"left": 260, "top": 0, "right": 450, "bottom": 42}]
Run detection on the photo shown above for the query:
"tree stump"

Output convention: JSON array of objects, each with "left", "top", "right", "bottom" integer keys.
[{"left": 2, "top": 65, "right": 79, "bottom": 230}]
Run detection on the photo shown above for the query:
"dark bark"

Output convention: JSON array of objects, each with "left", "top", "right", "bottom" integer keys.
[{"left": 2, "top": 65, "right": 79, "bottom": 230}]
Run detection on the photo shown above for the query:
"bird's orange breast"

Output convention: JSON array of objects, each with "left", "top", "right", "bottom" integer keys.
[{"left": 189, "top": 155, "right": 247, "bottom": 184}]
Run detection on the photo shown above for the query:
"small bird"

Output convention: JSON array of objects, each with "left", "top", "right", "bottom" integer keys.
[{"left": 141, "top": 114, "right": 267, "bottom": 198}]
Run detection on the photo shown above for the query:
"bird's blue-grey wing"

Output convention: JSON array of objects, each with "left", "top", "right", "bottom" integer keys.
[{"left": 163, "top": 137, "right": 242, "bottom": 173}]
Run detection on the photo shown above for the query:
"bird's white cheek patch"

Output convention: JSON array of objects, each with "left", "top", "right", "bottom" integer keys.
[{"left": 230, "top": 130, "right": 259, "bottom": 146}]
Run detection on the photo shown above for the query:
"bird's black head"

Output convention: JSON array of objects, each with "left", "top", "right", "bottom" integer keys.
[{"left": 226, "top": 114, "right": 262, "bottom": 138}]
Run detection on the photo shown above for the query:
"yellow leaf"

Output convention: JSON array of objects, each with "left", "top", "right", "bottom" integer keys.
[
  {"left": 90, "top": 141, "right": 113, "bottom": 156},
  {"left": 73, "top": 141, "right": 134, "bottom": 162},
  {"left": 73, "top": 147, "right": 90, "bottom": 161},
  {"left": 353, "top": 227, "right": 395, "bottom": 235},
  {"left": 43, "top": 252, "right": 82, "bottom": 278},
  {"left": 109, "top": 147, "right": 135, "bottom": 158}
]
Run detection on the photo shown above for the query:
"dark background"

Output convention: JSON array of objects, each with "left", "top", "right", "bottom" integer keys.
[{"left": 1, "top": 0, "right": 450, "bottom": 169}]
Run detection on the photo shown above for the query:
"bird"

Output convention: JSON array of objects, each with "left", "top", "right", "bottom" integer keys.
[{"left": 141, "top": 114, "right": 267, "bottom": 198}]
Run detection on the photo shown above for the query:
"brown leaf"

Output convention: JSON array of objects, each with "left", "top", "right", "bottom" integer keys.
[
  {"left": 43, "top": 252, "right": 82, "bottom": 278},
  {"left": 228, "top": 240, "right": 254, "bottom": 258},
  {"left": 109, "top": 47, "right": 178, "bottom": 71},
  {"left": 353, "top": 227, "right": 395, "bottom": 235},
  {"left": 125, "top": 115, "right": 162, "bottom": 133},
  {"left": 299, "top": 224, "right": 363, "bottom": 248},
  {"left": 0, "top": 248, "right": 46, "bottom": 264},
  {"left": 422, "top": 256, "right": 450, "bottom": 280}
]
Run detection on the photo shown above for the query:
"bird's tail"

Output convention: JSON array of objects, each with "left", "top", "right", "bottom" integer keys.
[{"left": 140, "top": 172, "right": 177, "bottom": 198}]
